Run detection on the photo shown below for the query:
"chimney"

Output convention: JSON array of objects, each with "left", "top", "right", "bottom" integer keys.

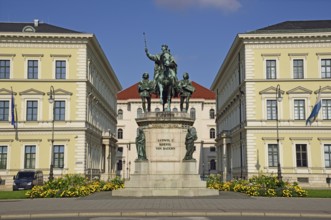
[{"left": 34, "top": 19, "right": 39, "bottom": 27}]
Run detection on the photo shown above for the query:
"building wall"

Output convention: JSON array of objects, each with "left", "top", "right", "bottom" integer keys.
[
  {"left": 212, "top": 31, "right": 331, "bottom": 187},
  {"left": 0, "top": 30, "right": 121, "bottom": 188}
]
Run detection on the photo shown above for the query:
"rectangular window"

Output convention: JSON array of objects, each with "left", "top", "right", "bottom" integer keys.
[
  {"left": 293, "top": 59, "right": 304, "bottom": 79},
  {"left": 296, "top": 144, "right": 308, "bottom": 167},
  {"left": 28, "top": 60, "right": 38, "bottom": 79},
  {"left": 27, "top": 101, "right": 38, "bottom": 121},
  {"left": 322, "top": 99, "right": 331, "bottom": 120},
  {"left": 55, "top": 60, "right": 66, "bottom": 79},
  {"left": 324, "top": 144, "right": 331, "bottom": 168},
  {"left": 266, "top": 60, "right": 276, "bottom": 79},
  {"left": 267, "top": 100, "right": 277, "bottom": 120},
  {"left": 54, "top": 101, "right": 65, "bottom": 121},
  {"left": 24, "top": 145, "right": 36, "bottom": 169},
  {"left": 268, "top": 144, "right": 278, "bottom": 167},
  {"left": 0, "top": 101, "right": 9, "bottom": 121},
  {"left": 0, "top": 146, "right": 7, "bottom": 169},
  {"left": 0, "top": 60, "right": 10, "bottom": 79},
  {"left": 53, "top": 145, "right": 64, "bottom": 168},
  {"left": 294, "top": 99, "right": 305, "bottom": 120},
  {"left": 321, "top": 59, "right": 331, "bottom": 78}
]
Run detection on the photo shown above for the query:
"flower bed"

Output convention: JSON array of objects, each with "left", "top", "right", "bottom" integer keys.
[
  {"left": 207, "top": 174, "right": 307, "bottom": 197},
  {"left": 26, "top": 174, "right": 124, "bottom": 198}
]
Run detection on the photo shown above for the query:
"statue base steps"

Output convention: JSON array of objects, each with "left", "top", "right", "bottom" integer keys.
[
  {"left": 111, "top": 112, "right": 218, "bottom": 197},
  {"left": 112, "top": 174, "right": 218, "bottom": 197}
]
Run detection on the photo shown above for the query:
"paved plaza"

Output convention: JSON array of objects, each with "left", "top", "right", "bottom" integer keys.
[{"left": 0, "top": 191, "right": 331, "bottom": 219}]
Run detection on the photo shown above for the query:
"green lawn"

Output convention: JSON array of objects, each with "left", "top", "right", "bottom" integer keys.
[
  {"left": 0, "top": 190, "right": 28, "bottom": 199},
  {"left": 306, "top": 189, "right": 331, "bottom": 198}
]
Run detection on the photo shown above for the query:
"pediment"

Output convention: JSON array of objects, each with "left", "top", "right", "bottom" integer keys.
[
  {"left": 0, "top": 88, "right": 17, "bottom": 95},
  {"left": 315, "top": 86, "right": 331, "bottom": 94},
  {"left": 286, "top": 86, "right": 312, "bottom": 94},
  {"left": 19, "top": 88, "right": 45, "bottom": 96},
  {"left": 259, "top": 86, "right": 284, "bottom": 95},
  {"left": 47, "top": 89, "right": 72, "bottom": 96}
]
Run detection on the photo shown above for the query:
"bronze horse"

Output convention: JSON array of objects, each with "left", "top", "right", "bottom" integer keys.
[{"left": 154, "top": 51, "right": 178, "bottom": 111}]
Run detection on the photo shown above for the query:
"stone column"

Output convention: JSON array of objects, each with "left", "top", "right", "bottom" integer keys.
[{"left": 222, "top": 137, "right": 227, "bottom": 182}]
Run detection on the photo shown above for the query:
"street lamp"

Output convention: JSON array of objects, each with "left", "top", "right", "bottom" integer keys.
[
  {"left": 276, "top": 84, "right": 283, "bottom": 181},
  {"left": 48, "top": 86, "right": 55, "bottom": 181}
]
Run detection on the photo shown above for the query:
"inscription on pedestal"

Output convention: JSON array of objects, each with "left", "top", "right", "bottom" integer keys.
[{"left": 156, "top": 139, "right": 176, "bottom": 150}]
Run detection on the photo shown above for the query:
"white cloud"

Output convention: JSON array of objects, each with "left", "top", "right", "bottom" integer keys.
[{"left": 154, "top": 0, "right": 241, "bottom": 12}]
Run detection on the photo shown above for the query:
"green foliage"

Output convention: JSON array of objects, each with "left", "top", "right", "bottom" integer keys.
[
  {"left": 25, "top": 174, "right": 124, "bottom": 198},
  {"left": 207, "top": 174, "right": 307, "bottom": 197}
]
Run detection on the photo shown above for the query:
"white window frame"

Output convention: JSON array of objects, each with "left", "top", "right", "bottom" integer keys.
[
  {"left": 288, "top": 94, "right": 309, "bottom": 121},
  {"left": 23, "top": 54, "right": 43, "bottom": 79},
  {"left": 51, "top": 55, "right": 70, "bottom": 80},
  {"left": 289, "top": 53, "right": 307, "bottom": 79},
  {"left": 49, "top": 95, "right": 70, "bottom": 121},
  {"left": 262, "top": 54, "right": 280, "bottom": 80},
  {"left": 261, "top": 93, "right": 282, "bottom": 121},
  {"left": 317, "top": 53, "right": 331, "bottom": 79},
  {"left": 291, "top": 139, "right": 311, "bottom": 173},
  {"left": 50, "top": 141, "right": 68, "bottom": 173},
  {"left": 0, "top": 54, "right": 15, "bottom": 79}
]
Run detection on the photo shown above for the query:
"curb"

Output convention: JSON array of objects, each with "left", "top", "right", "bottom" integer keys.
[{"left": 1, "top": 212, "right": 331, "bottom": 219}]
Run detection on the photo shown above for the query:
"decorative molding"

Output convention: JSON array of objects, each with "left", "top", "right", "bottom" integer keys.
[
  {"left": 0, "top": 88, "right": 16, "bottom": 95},
  {"left": 316, "top": 52, "right": 331, "bottom": 56},
  {"left": 50, "top": 54, "right": 72, "bottom": 58},
  {"left": 259, "top": 86, "right": 285, "bottom": 95},
  {"left": 22, "top": 54, "right": 44, "bottom": 57},
  {"left": 47, "top": 139, "right": 70, "bottom": 142},
  {"left": 315, "top": 86, "right": 331, "bottom": 94},
  {"left": 288, "top": 53, "right": 308, "bottom": 57},
  {"left": 19, "top": 139, "right": 42, "bottom": 142},
  {"left": 286, "top": 86, "right": 312, "bottom": 94},
  {"left": 289, "top": 137, "right": 313, "bottom": 141},
  {"left": 19, "top": 88, "right": 45, "bottom": 96},
  {"left": 261, "top": 53, "right": 281, "bottom": 57},
  {"left": 46, "top": 88, "right": 73, "bottom": 96},
  {"left": 318, "top": 137, "right": 331, "bottom": 141},
  {"left": 0, "top": 139, "right": 14, "bottom": 142},
  {"left": 0, "top": 54, "right": 15, "bottom": 57},
  {"left": 262, "top": 137, "right": 285, "bottom": 141}
]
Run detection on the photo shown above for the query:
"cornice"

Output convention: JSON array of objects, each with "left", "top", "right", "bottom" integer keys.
[
  {"left": 239, "top": 32, "right": 331, "bottom": 41},
  {"left": 0, "top": 33, "right": 92, "bottom": 45}
]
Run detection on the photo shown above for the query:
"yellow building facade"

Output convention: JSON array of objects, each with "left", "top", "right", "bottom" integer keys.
[
  {"left": 212, "top": 20, "right": 331, "bottom": 187},
  {"left": 0, "top": 21, "right": 121, "bottom": 188}
]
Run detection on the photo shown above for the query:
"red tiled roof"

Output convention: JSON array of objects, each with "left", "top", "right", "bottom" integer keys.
[{"left": 117, "top": 81, "right": 215, "bottom": 100}]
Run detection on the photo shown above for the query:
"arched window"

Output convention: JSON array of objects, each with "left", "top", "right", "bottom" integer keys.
[
  {"left": 117, "top": 128, "right": 123, "bottom": 139},
  {"left": 117, "top": 109, "right": 123, "bottom": 120},
  {"left": 190, "top": 108, "right": 196, "bottom": 119},
  {"left": 210, "top": 128, "right": 215, "bottom": 139},
  {"left": 209, "top": 109, "right": 215, "bottom": 119},
  {"left": 173, "top": 107, "right": 178, "bottom": 112},
  {"left": 210, "top": 159, "right": 216, "bottom": 170},
  {"left": 155, "top": 108, "right": 160, "bottom": 112},
  {"left": 137, "top": 108, "right": 143, "bottom": 118}
]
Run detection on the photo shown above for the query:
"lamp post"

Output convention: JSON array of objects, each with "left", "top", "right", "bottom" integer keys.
[
  {"left": 48, "top": 86, "right": 55, "bottom": 181},
  {"left": 276, "top": 84, "right": 283, "bottom": 182}
]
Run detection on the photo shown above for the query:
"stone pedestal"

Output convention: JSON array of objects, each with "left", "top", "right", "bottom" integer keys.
[{"left": 112, "top": 112, "right": 218, "bottom": 197}]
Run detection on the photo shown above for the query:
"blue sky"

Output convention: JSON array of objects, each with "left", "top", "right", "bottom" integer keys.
[{"left": 1, "top": 0, "right": 331, "bottom": 90}]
